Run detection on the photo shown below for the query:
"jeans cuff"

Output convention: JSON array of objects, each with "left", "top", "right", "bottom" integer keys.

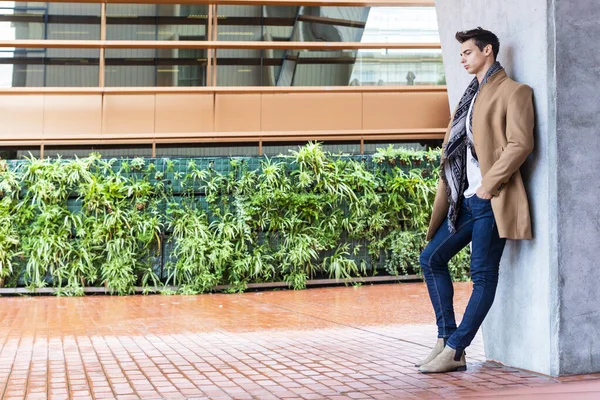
[{"left": 438, "top": 331, "right": 456, "bottom": 340}]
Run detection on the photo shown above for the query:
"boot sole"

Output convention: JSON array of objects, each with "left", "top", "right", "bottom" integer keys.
[{"left": 419, "top": 365, "right": 467, "bottom": 374}]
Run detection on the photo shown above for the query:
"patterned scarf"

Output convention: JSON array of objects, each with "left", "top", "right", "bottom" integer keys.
[{"left": 440, "top": 61, "right": 504, "bottom": 233}]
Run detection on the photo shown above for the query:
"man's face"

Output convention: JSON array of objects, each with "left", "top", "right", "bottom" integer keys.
[{"left": 460, "top": 39, "right": 492, "bottom": 75}]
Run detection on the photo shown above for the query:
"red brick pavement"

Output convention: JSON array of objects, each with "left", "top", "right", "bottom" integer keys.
[{"left": 0, "top": 282, "right": 598, "bottom": 399}]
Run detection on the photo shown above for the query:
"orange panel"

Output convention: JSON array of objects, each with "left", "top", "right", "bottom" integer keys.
[
  {"left": 261, "top": 93, "right": 362, "bottom": 131},
  {"left": 362, "top": 92, "right": 450, "bottom": 130},
  {"left": 215, "top": 94, "right": 261, "bottom": 132},
  {"left": 102, "top": 94, "right": 155, "bottom": 134},
  {"left": 43, "top": 95, "right": 102, "bottom": 136},
  {"left": 155, "top": 94, "right": 214, "bottom": 133},
  {"left": 0, "top": 95, "right": 44, "bottom": 138}
]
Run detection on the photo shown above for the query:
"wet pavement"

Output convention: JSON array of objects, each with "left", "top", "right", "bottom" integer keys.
[{"left": 0, "top": 282, "right": 598, "bottom": 399}]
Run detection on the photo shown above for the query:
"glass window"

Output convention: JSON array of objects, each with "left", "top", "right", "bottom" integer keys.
[
  {"left": 349, "top": 49, "right": 444, "bottom": 86},
  {"left": 103, "top": 46, "right": 442, "bottom": 88},
  {"left": 105, "top": 4, "right": 209, "bottom": 86},
  {"left": 106, "top": 4, "right": 208, "bottom": 41},
  {"left": 0, "top": 47, "right": 100, "bottom": 87},
  {"left": 0, "top": 4, "right": 441, "bottom": 87},
  {"left": 211, "top": 6, "right": 442, "bottom": 86},
  {"left": 0, "top": 3, "right": 101, "bottom": 41},
  {"left": 0, "top": 2, "right": 101, "bottom": 87},
  {"left": 215, "top": 49, "right": 264, "bottom": 86},
  {"left": 215, "top": 48, "right": 443, "bottom": 86},
  {"left": 216, "top": 5, "right": 369, "bottom": 43},
  {"left": 104, "top": 46, "right": 207, "bottom": 87},
  {"left": 0, "top": 146, "right": 39, "bottom": 160},
  {"left": 0, "top": 6, "right": 45, "bottom": 41},
  {"left": 360, "top": 7, "right": 440, "bottom": 44}
]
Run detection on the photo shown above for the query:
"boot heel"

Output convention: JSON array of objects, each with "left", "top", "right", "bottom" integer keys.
[{"left": 455, "top": 366, "right": 467, "bottom": 372}]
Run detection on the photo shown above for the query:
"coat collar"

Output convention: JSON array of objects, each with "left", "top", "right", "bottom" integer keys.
[{"left": 485, "top": 69, "right": 508, "bottom": 86}]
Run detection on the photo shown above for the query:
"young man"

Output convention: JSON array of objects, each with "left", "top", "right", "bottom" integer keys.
[{"left": 416, "top": 27, "right": 535, "bottom": 373}]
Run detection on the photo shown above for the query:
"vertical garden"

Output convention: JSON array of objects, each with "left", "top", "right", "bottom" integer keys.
[{"left": 0, "top": 143, "right": 470, "bottom": 295}]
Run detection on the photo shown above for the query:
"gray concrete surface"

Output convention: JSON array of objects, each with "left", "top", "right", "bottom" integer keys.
[
  {"left": 554, "top": 0, "right": 600, "bottom": 376},
  {"left": 434, "top": 0, "right": 599, "bottom": 376}
]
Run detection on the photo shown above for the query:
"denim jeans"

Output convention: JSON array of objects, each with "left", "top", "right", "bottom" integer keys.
[{"left": 419, "top": 195, "right": 506, "bottom": 354}]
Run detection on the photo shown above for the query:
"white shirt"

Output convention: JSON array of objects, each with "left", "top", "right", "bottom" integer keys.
[{"left": 463, "top": 96, "right": 482, "bottom": 199}]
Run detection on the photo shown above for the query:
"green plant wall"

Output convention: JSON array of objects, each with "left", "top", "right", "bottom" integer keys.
[{"left": 0, "top": 143, "right": 470, "bottom": 295}]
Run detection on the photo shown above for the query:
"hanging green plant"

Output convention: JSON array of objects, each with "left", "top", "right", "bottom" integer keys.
[{"left": 0, "top": 142, "right": 473, "bottom": 295}]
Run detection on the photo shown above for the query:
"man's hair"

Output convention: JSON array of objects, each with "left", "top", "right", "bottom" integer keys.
[{"left": 455, "top": 27, "right": 500, "bottom": 60}]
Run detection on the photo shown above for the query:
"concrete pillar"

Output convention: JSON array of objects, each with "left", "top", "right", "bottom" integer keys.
[{"left": 434, "top": 0, "right": 600, "bottom": 376}]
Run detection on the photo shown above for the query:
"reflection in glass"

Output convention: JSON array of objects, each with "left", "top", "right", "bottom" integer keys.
[
  {"left": 0, "top": 3, "right": 101, "bottom": 87},
  {"left": 212, "top": 6, "right": 442, "bottom": 86},
  {"left": 215, "top": 48, "right": 443, "bottom": 86},
  {"left": 360, "top": 7, "right": 440, "bottom": 44},
  {"left": 0, "top": 3, "right": 101, "bottom": 40},
  {"left": 0, "top": 7, "right": 45, "bottom": 41},
  {"left": 349, "top": 49, "right": 444, "bottom": 86},
  {"left": 0, "top": 47, "right": 99, "bottom": 87},
  {"left": 106, "top": 4, "right": 208, "bottom": 41},
  {"left": 104, "top": 5, "right": 209, "bottom": 86},
  {"left": 216, "top": 5, "right": 370, "bottom": 42},
  {"left": 104, "top": 48, "right": 207, "bottom": 87},
  {"left": 0, "top": 4, "right": 442, "bottom": 87}
]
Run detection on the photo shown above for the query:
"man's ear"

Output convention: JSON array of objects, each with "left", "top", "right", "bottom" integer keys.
[{"left": 485, "top": 44, "right": 493, "bottom": 57}]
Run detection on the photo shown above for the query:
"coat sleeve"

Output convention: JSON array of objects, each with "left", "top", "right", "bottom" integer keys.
[{"left": 481, "top": 84, "right": 534, "bottom": 196}]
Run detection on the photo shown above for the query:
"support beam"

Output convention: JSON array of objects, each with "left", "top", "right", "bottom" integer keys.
[
  {"left": 99, "top": 3, "right": 106, "bottom": 87},
  {"left": 0, "top": 0, "right": 434, "bottom": 5},
  {"left": 435, "top": 0, "right": 600, "bottom": 377},
  {"left": 0, "top": 128, "right": 446, "bottom": 147},
  {"left": 0, "top": 40, "right": 442, "bottom": 50}
]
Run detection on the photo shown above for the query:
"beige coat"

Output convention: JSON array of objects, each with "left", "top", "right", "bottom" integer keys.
[{"left": 426, "top": 70, "right": 535, "bottom": 241}]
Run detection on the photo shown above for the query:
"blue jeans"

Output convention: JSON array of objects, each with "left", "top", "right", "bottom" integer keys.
[{"left": 419, "top": 195, "right": 506, "bottom": 354}]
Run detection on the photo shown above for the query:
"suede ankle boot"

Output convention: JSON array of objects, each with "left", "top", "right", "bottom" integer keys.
[
  {"left": 418, "top": 346, "right": 467, "bottom": 373},
  {"left": 414, "top": 338, "right": 445, "bottom": 367}
]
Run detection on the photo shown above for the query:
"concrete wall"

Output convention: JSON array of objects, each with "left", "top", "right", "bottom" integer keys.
[
  {"left": 433, "top": 0, "right": 556, "bottom": 375},
  {"left": 554, "top": 0, "right": 600, "bottom": 375},
  {"left": 435, "top": 0, "right": 600, "bottom": 376}
]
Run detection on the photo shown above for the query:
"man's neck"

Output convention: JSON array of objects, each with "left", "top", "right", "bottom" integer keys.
[{"left": 476, "top": 61, "right": 496, "bottom": 84}]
